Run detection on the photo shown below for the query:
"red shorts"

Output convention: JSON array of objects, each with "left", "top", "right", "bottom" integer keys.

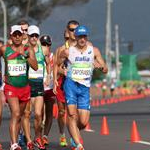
[
  {"left": 4, "top": 84, "right": 30, "bottom": 102},
  {"left": 56, "top": 76, "right": 65, "bottom": 103},
  {"left": 44, "top": 89, "right": 55, "bottom": 101}
]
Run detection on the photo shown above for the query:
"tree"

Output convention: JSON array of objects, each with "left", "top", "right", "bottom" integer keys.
[
  {"left": 137, "top": 56, "right": 150, "bottom": 70},
  {"left": 0, "top": 0, "right": 89, "bottom": 28}
]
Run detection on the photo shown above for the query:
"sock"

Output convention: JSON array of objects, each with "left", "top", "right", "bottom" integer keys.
[
  {"left": 77, "top": 143, "right": 83, "bottom": 148},
  {"left": 60, "top": 133, "right": 65, "bottom": 138},
  {"left": 43, "top": 135, "right": 48, "bottom": 138}
]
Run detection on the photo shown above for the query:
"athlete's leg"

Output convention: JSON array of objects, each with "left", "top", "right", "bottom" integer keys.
[
  {"left": 18, "top": 102, "right": 28, "bottom": 138},
  {"left": 32, "top": 96, "right": 44, "bottom": 138},
  {"left": 43, "top": 98, "right": 55, "bottom": 136},
  {"left": 78, "top": 109, "right": 90, "bottom": 130},
  {"left": 7, "top": 97, "right": 26, "bottom": 144},
  {"left": 0, "top": 90, "right": 3, "bottom": 149},
  {"left": 57, "top": 101, "right": 68, "bottom": 146},
  {"left": 22, "top": 101, "right": 32, "bottom": 142},
  {"left": 57, "top": 101, "right": 66, "bottom": 135},
  {"left": 67, "top": 105, "right": 80, "bottom": 145}
]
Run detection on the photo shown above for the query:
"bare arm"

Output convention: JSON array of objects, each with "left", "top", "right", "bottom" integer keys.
[
  {"left": 0, "top": 45, "right": 6, "bottom": 57},
  {"left": 42, "top": 46, "right": 51, "bottom": 86},
  {"left": 27, "top": 46, "right": 38, "bottom": 71},
  {"left": 57, "top": 46, "right": 69, "bottom": 66},
  {"left": 94, "top": 47, "right": 108, "bottom": 74},
  {"left": 42, "top": 46, "right": 50, "bottom": 75},
  {"left": 53, "top": 46, "right": 68, "bottom": 94},
  {"left": 53, "top": 49, "right": 59, "bottom": 94},
  {"left": 0, "top": 46, "right": 6, "bottom": 82},
  {"left": 53, "top": 47, "right": 59, "bottom": 83}
]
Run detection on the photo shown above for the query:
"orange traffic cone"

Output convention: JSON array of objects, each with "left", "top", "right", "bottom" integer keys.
[
  {"left": 84, "top": 122, "right": 94, "bottom": 132},
  {"left": 100, "top": 116, "right": 109, "bottom": 135},
  {"left": 131, "top": 120, "right": 141, "bottom": 143},
  {"left": 53, "top": 103, "right": 58, "bottom": 119}
]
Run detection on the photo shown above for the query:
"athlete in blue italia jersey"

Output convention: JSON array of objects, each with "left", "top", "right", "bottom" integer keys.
[{"left": 58, "top": 25, "right": 108, "bottom": 150}]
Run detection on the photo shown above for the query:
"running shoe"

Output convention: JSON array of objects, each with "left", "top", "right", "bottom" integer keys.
[
  {"left": 70, "top": 138, "right": 77, "bottom": 150},
  {"left": 27, "top": 142, "right": 34, "bottom": 150},
  {"left": 18, "top": 133, "right": 26, "bottom": 147},
  {"left": 76, "top": 144, "right": 84, "bottom": 150},
  {"left": 0, "top": 144, "right": 2, "bottom": 150},
  {"left": 71, "top": 147, "right": 77, "bottom": 150},
  {"left": 59, "top": 136, "right": 68, "bottom": 147},
  {"left": 34, "top": 137, "right": 46, "bottom": 150},
  {"left": 10, "top": 143, "right": 22, "bottom": 150},
  {"left": 42, "top": 136, "right": 49, "bottom": 146}
]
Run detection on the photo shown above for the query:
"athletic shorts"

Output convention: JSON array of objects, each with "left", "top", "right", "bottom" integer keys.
[
  {"left": 44, "top": 89, "right": 55, "bottom": 101},
  {"left": 56, "top": 76, "right": 65, "bottom": 103},
  {"left": 63, "top": 77, "right": 90, "bottom": 110},
  {"left": 4, "top": 84, "right": 30, "bottom": 102},
  {"left": 29, "top": 80, "right": 44, "bottom": 97}
]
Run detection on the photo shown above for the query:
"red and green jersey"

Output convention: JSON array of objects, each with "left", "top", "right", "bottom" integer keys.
[{"left": 4, "top": 45, "right": 29, "bottom": 87}]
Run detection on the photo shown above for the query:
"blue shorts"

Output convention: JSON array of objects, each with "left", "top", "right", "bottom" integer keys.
[{"left": 63, "top": 77, "right": 90, "bottom": 110}]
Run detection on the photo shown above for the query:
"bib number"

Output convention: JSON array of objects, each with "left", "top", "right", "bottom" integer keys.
[
  {"left": 72, "top": 67, "right": 91, "bottom": 80},
  {"left": 8, "top": 63, "right": 26, "bottom": 76},
  {"left": 29, "top": 64, "right": 44, "bottom": 79}
]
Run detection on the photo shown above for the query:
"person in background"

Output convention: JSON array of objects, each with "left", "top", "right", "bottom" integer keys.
[
  {"left": 18, "top": 20, "right": 29, "bottom": 45},
  {"left": 101, "top": 79, "right": 108, "bottom": 99},
  {"left": 53, "top": 20, "right": 80, "bottom": 147},
  {"left": 110, "top": 79, "right": 115, "bottom": 97},
  {"left": 39, "top": 35, "right": 56, "bottom": 146}
]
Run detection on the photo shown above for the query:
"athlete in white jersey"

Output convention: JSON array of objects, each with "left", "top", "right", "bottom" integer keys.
[{"left": 58, "top": 25, "right": 108, "bottom": 150}]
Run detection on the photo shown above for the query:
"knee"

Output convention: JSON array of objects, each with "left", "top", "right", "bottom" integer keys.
[
  {"left": 58, "top": 109, "right": 65, "bottom": 118},
  {"left": 35, "top": 112, "right": 42, "bottom": 120},
  {"left": 78, "top": 121, "right": 87, "bottom": 130},
  {"left": 24, "top": 110, "right": 31, "bottom": 118},
  {"left": 78, "top": 119, "right": 88, "bottom": 130},
  {"left": 12, "top": 111, "right": 21, "bottom": 121},
  {"left": 68, "top": 113, "right": 78, "bottom": 121}
]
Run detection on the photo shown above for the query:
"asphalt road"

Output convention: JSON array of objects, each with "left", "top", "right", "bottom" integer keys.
[{"left": 1, "top": 96, "right": 150, "bottom": 150}]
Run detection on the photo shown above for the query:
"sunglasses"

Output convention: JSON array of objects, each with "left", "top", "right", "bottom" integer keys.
[
  {"left": 22, "top": 29, "right": 28, "bottom": 32},
  {"left": 41, "top": 42, "right": 51, "bottom": 47},
  {"left": 30, "top": 34, "right": 39, "bottom": 38},
  {"left": 68, "top": 28, "right": 76, "bottom": 32},
  {"left": 12, "top": 32, "right": 23, "bottom": 37}
]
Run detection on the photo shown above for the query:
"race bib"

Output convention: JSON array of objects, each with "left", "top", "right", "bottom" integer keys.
[
  {"left": 29, "top": 64, "right": 44, "bottom": 79},
  {"left": 8, "top": 62, "right": 26, "bottom": 76},
  {"left": 71, "top": 67, "right": 92, "bottom": 80}
]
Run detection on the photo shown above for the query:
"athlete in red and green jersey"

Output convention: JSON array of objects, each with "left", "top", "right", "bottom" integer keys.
[
  {"left": 0, "top": 25, "right": 37, "bottom": 150},
  {"left": 4, "top": 45, "right": 29, "bottom": 87}
]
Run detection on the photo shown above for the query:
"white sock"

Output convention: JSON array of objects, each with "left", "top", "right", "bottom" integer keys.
[
  {"left": 77, "top": 143, "right": 83, "bottom": 148},
  {"left": 60, "top": 133, "right": 65, "bottom": 137},
  {"left": 43, "top": 135, "right": 48, "bottom": 138}
]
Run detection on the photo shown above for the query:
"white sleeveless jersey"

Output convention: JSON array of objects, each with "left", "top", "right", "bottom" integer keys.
[
  {"left": 44, "top": 53, "right": 54, "bottom": 91},
  {"left": 67, "top": 45, "right": 94, "bottom": 87}
]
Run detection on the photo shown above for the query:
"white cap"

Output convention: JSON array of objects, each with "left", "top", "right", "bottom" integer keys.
[
  {"left": 10, "top": 25, "right": 23, "bottom": 35},
  {"left": 28, "top": 25, "right": 40, "bottom": 35}
]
